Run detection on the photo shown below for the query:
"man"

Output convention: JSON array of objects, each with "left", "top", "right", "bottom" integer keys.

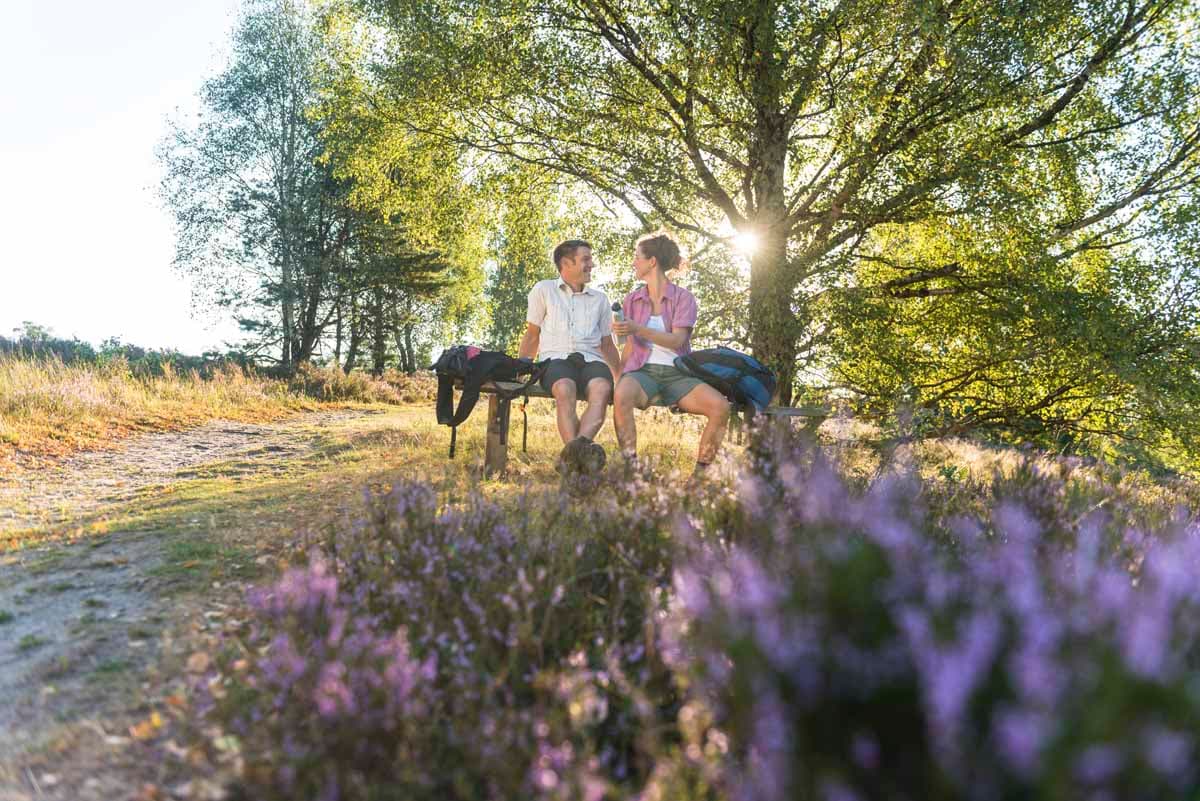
[{"left": 518, "top": 239, "right": 621, "bottom": 473}]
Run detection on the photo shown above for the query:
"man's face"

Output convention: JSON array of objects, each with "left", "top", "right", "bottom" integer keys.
[{"left": 559, "top": 246, "right": 594, "bottom": 286}]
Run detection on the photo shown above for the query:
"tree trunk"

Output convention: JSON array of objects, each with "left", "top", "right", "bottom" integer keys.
[
  {"left": 370, "top": 286, "right": 387, "bottom": 377},
  {"left": 745, "top": 103, "right": 797, "bottom": 404},
  {"left": 281, "top": 247, "right": 294, "bottom": 370},
  {"left": 392, "top": 322, "right": 416, "bottom": 374},
  {"left": 742, "top": 10, "right": 799, "bottom": 405},
  {"left": 404, "top": 323, "right": 415, "bottom": 374},
  {"left": 333, "top": 293, "right": 343, "bottom": 367},
  {"left": 344, "top": 293, "right": 361, "bottom": 373},
  {"left": 748, "top": 233, "right": 797, "bottom": 405},
  {"left": 295, "top": 253, "right": 325, "bottom": 364}
]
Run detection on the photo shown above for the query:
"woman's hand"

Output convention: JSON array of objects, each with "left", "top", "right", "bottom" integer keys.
[{"left": 612, "top": 320, "right": 639, "bottom": 338}]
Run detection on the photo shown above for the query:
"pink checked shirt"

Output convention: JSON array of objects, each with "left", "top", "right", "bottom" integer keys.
[{"left": 621, "top": 282, "right": 698, "bottom": 373}]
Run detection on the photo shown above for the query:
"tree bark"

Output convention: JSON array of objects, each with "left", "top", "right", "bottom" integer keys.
[
  {"left": 370, "top": 285, "right": 387, "bottom": 377},
  {"left": 744, "top": 92, "right": 796, "bottom": 404},
  {"left": 344, "top": 293, "right": 361, "bottom": 373},
  {"left": 748, "top": 233, "right": 798, "bottom": 405},
  {"left": 333, "top": 292, "right": 343, "bottom": 366},
  {"left": 393, "top": 322, "right": 416, "bottom": 374}
]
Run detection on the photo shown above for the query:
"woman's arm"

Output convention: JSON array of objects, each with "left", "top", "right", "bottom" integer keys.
[{"left": 612, "top": 320, "right": 688, "bottom": 352}]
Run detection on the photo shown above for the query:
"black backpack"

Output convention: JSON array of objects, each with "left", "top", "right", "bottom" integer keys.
[{"left": 433, "top": 346, "right": 543, "bottom": 457}]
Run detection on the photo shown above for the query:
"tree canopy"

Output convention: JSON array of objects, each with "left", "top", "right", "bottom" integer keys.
[{"left": 162, "top": 0, "right": 1200, "bottom": 467}]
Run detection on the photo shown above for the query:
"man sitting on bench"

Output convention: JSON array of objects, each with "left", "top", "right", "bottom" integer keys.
[{"left": 518, "top": 239, "right": 621, "bottom": 474}]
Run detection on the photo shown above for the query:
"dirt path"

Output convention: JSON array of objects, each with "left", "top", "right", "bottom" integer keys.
[
  {"left": 0, "top": 410, "right": 381, "bottom": 535},
  {"left": 0, "top": 408, "right": 389, "bottom": 800}
]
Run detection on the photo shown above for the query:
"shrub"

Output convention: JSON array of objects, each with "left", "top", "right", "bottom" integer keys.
[
  {"left": 653, "top": 447, "right": 1200, "bottom": 801},
  {"left": 209, "top": 477, "right": 682, "bottom": 799},
  {"left": 206, "top": 430, "right": 1200, "bottom": 801}
]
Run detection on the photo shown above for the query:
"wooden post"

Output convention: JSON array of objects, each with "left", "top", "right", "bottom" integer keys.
[{"left": 484, "top": 394, "right": 512, "bottom": 478}]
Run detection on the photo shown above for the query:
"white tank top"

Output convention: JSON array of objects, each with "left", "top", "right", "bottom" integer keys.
[{"left": 645, "top": 315, "right": 677, "bottom": 366}]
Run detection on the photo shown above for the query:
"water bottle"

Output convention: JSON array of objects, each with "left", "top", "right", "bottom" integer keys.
[{"left": 611, "top": 302, "right": 626, "bottom": 346}]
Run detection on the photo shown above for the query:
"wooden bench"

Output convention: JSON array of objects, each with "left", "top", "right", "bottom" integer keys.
[{"left": 470, "top": 379, "right": 829, "bottom": 477}]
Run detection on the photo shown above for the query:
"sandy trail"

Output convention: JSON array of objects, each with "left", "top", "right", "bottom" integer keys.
[{"left": 0, "top": 409, "right": 386, "bottom": 799}]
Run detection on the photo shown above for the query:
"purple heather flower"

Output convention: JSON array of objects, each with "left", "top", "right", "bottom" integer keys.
[
  {"left": 994, "top": 706, "right": 1051, "bottom": 776},
  {"left": 902, "top": 608, "right": 1002, "bottom": 747},
  {"left": 993, "top": 502, "right": 1039, "bottom": 548},
  {"left": 1142, "top": 726, "right": 1193, "bottom": 777},
  {"left": 1074, "top": 744, "right": 1124, "bottom": 784},
  {"left": 736, "top": 689, "right": 791, "bottom": 801},
  {"left": 315, "top": 661, "right": 354, "bottom": 717},
  {"left": 262, "top": 632, "right": 307, "bottom": 687},
  {"left": 672, "top": 567, "right": 709, "bottom": 617},
  {"left": 737, "top": 472, "right": 766, "bottom": 515},
  {"left": 1009, "top": 625, "right": 1065, "bottom": 705},
  {"left": 728, "top": 549, "right": 781, "bottom": 614},
  {"left": 1120, "top": 596, "right": 1170, "bottom": 679},
  {"left": 852, "top": 732, "right": 880, "bottom": 771}
]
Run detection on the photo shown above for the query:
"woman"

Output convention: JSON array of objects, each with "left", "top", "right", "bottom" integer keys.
[{"left": 611, "top": 232, "right": 731, "bottom": 477}]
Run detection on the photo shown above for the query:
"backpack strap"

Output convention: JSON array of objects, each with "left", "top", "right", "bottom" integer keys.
[
  {"left": 442, "top": 356, "right": 548, "bottom": 456},
  {"left": 436, "top": 372, "right": 457, "bottom": 426},
  {"left": 451, "top": 351, "right": 515, "bottom": 426}
]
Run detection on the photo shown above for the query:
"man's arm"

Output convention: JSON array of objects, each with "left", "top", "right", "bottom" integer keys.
[
  {"left": 518, "top": 323, "right": 541, "bottom": 361},
  {"left": 599, "top": 336, "right": 621, "bottom": 382},
  {"left": 519, "top": 283, "right": 546, "bottom": 360}
]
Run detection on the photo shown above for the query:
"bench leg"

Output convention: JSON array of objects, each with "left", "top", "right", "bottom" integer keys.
[
  {"left": 728, "top": 407, "right": 745, "bottom": 445},
  {"left": 484, "top": 394, "right": 512, "bottom": 478}
]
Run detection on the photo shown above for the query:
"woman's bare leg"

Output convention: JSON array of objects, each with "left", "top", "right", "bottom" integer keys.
[
  {"left": 613, "top": 376, "right": 648, "bottom": 461},
  {"left": 675, "top": 383, "right": 732, "bottom": 465}
]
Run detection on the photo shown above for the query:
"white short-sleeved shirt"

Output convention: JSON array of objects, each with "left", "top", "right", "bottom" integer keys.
[{"left": 526, "top": 278, "right": 613, "bottom": 362}]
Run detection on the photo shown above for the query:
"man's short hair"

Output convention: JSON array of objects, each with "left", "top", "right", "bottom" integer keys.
[{"left": 553, "top": 239, "right": 591, "bottom": 271}]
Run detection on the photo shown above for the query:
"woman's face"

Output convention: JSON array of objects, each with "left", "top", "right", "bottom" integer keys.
[{"left": 632, "top": 245, "right": 656, "bottom": 280}]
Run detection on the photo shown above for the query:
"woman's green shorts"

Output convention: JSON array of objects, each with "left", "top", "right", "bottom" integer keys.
[{"left": 623, "top": 363, "right": 705, "bottom": 408}]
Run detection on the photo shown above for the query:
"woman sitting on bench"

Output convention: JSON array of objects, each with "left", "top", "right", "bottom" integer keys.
[{"left": 611, "top": 232, "right": 731, "bottom": 478}]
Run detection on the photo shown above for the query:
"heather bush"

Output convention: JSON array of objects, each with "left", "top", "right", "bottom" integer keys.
[
  {"left": 214, "top": 475, "right": 685, "bottom": 799},
  {"left": 649, "top": 444, "right": 1200, "bottom": 801},
  {"left": 280, "top": 364, "right": 438, "bottom": 405},
  {"left": 212, "top": 427, "right": 1200, "bottom": 801},
  {"left": 379, "top": 369, "right": 439, "bottom": 404}
]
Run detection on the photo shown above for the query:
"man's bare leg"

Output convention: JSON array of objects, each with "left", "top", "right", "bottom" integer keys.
[
  {"left": 613, "top": 376, "right": 648, "bottom": 461},
  {"left": 550, "top": 379, "right": 580, "bottom": 444},
  {"left": 578, "top": 378, "right": 612, "bottom": 441}
]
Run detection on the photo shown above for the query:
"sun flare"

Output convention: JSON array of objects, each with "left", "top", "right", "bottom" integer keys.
[{"left": 732, "top": 229, "right": 760, "bottom": 256}]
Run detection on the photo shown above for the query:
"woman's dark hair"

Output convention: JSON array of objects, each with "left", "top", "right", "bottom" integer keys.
[{"left": 636, "top": 231, "right": 688, "bottom": 278}]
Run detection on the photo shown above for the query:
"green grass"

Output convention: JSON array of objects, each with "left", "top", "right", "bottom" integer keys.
[
  {"left": 17, "top": 633, "right": 48, "bottom": 651},
  {"left": 92, "top": 658, "right": 129, "bottom": 674},
  {"left": 0, "top": 609, "right": 14, "bottom": 624}
]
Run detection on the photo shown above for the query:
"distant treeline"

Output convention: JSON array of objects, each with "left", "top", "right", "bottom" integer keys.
[{"left": 0, "top": 324, "right": 251, "bottom": 378}]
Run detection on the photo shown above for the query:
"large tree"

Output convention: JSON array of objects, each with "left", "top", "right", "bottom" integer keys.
[
  {"left": 342, "top": 0, "right": 1199, "bottom": 404},
  {"left": 160, "top": 0, "right": 486, "bottom": 371},
  {"left": 160, "top": 0, "right": 338, "bottom": 368}
]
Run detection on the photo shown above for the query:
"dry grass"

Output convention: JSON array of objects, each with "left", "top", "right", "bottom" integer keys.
[{"left": 0, "top": 357, "right": 395, "bottom": 469}]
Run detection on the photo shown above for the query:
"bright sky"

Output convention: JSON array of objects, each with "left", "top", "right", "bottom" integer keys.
[{"left": 0, "top": 0, "right": 245, "bottom": 354}]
